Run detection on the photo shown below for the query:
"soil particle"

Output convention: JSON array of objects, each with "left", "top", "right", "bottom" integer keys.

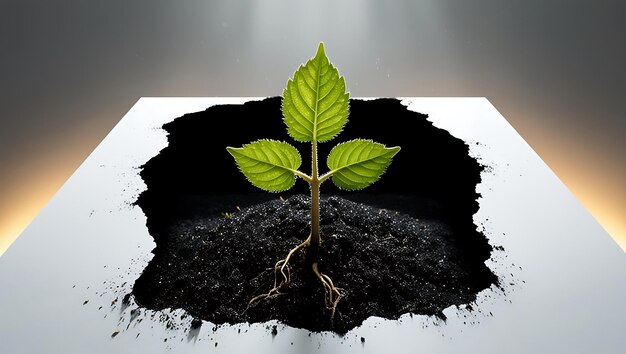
[
  {"left": 190, "top": 318, "right": 202, "bottom": 330},
  {"left": 122, "top": 293, "right": 132, "bottom": 305}
]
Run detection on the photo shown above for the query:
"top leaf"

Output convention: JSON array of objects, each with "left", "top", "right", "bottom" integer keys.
[{"left": 282, "top": 42, "right": 350, "bottom": 143}]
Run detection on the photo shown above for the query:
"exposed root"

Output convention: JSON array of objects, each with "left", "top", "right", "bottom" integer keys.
[
  {"left": 312, "top": 262, "right": 345, "bottom": 323},
  {"left": 247, "top": 235, "right": 310, "bottom": 309},
  {"left": 246, "top": 235, "right": 346, "bottom": 325}
]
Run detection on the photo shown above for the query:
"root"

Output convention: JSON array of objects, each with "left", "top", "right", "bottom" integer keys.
[
  {"left": 312, "top": 262, "right": 345, "bottom": 323},
  {"left": 246, "top": 235, "right": 346, "bottom": 325},
  {"left": 247, "top": 235, "right": 310, "bottom": 309}
]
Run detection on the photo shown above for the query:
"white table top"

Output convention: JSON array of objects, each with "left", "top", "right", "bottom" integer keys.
[{"left": 1, "top": 97, "right": 624, "bottom": 354}]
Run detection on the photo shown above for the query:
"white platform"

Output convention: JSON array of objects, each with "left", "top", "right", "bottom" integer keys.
[{"left": 1, "top": 98, "right": 624, "bottom": 354}]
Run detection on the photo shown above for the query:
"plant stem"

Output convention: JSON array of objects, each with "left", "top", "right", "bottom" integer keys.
[
  {"left": 310, "top": 139, "right": 321, "bottom": 247},
  {"left": 310, "top": 179, "right": 321, "bottom": 246}
]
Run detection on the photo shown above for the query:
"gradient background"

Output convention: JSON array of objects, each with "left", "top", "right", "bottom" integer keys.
[{"left": 1, "top": 0, "right": 624, "bottom": 255}]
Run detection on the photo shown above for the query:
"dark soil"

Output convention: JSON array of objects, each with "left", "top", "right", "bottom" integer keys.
[{"left": 132, "top": 97, "right": 497, "bottom": 334}]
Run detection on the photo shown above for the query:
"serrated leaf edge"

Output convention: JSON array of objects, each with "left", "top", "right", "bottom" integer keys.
[
  {"left": 226, "top": 139, "right": 302, "bottom": 193},
  {"left": 281, "top": 42, "right": 350, "bottom": 143},
  {"left": 326, "top": 139, "right": 400, "bottom": 191}
]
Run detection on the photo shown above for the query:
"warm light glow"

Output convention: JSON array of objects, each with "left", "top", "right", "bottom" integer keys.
[
  {"left": 0, "top": 130, "right": 98, "bottom": 257},
  {"left": 0, "top": 215, "right": 34, "bottom": 256},
  {"left": 0, "top": 191, "right": 53, "bottom": 256},
  {"left": 497, "top": 101, "right": 626, "bottom": 253},
  {"left": 552, "top": 168, "right": 626, "bottom": 251}
]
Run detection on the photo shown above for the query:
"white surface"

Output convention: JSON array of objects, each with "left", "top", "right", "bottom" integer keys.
[{"left": 0, "top": 97, "right": 624, "bottom": 354}]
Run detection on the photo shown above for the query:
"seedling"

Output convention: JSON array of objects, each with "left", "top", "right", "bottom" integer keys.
[{"left": 227, "top": 42, "right": 400, "bottom": 321}]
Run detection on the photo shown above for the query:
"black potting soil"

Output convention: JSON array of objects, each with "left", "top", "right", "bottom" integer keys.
[{"left": 133, "top": 97, "right": 497, "bottom": 334}]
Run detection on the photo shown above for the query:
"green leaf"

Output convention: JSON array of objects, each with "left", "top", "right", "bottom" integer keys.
[
  {"left": 282, "top": 42, "right": 350, "bottom": 143},
  {"left": 326, "top": 139, "right": 400, "bottom": 191},
  {"left": 227, "top": 140, "right": 302, "bottom": 192}
]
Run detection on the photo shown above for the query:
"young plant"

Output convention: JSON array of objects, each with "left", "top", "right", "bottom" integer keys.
[{"left": 227, "top": 42, "right": 400, "bottom": 320}]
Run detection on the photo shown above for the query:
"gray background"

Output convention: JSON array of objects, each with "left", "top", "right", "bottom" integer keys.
[{"left": 1, "top": 0, "right": 625, "bottom": 253}]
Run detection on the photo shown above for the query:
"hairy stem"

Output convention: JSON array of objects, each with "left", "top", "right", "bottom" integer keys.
[
  {"left": 318, "top": 170, "right": 333, "bottom": 184},
  {"left": 310, "top": 139, "right": 321, "bottom": 247},
  {"left": 310, "top": 180, "right": 321, "bottom": 247}
]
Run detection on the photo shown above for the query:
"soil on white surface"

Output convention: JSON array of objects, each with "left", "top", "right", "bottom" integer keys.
[{"left": 133, "top": 98, "right": 496, "bottom": 333}]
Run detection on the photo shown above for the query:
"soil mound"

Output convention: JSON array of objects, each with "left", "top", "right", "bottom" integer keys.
[{"left": 134, "top": 195, "right": 495, "bottom": 333}]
